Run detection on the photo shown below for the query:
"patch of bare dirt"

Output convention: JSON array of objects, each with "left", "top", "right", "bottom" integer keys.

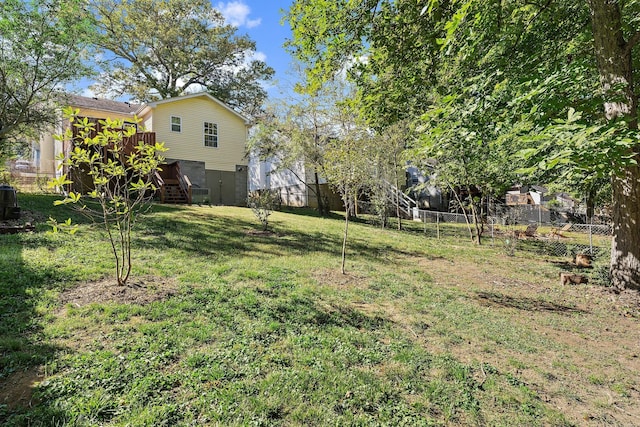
[
  {"left": 59, "top": 276, "right": 179, "bottom": 308},
  {"left": 0, "top": 367, "right": 43, "bottom": 410},
  {"left": 313, "top": 268, "right": 368, "bottom": 288},
  {"left": 0, "top": 209, "right": 45, "bottom": 226},
  {"left": 0, "top": 209, "right": 45, "bottom": 234}
]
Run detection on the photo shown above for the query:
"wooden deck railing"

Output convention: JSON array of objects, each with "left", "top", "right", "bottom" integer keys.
[
  {"left": 122, "top": 132, "right": 157, "bottom": 156},
  {"left": 70, "top": 117, "right": 195, "bottom": 204},
  {"left": 153, "top": 171, "right": 166, "bottom": 203},
  {"left": 175, "top": 163, "right": 192, "bottom": 204},
  {"left": 71, "top": 117, "right": 157, "bottom": 160},
  {"left": 155, "top": 161, "right": 192, "bottom": 204}
]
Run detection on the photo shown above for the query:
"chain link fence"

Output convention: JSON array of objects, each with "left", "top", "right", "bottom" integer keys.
[{"left": 397, "top": 207, "right": 612, "bottom": 261}]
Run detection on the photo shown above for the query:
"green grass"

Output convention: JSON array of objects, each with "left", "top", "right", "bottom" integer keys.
[{"left": 0, "top": 194, "right": 634, "bottom": 426}]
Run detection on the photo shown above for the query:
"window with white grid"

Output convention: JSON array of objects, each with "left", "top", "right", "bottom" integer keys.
[{"left": 204, "top": 122, "right": 218, "bottom": 147}]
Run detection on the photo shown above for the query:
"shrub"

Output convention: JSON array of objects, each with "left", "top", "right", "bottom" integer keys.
[
  {"left": 49, "top": 108, "right": 167, "bottom": 285},
  {"left": 247, "top": 189, "right": 280, "bottom": 231}
]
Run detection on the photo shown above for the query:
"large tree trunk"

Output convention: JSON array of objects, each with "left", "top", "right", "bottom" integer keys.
[
  {"left": 589, "top": 0, "right": 640, "bottom": 290},
  {"left": 610, "top": 165, "right": 640, "bottom": 289}
]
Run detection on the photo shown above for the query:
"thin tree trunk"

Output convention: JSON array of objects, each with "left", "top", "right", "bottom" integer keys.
[
  {"left": 314, "top": 171, "right": 325, "bottom": 215},
  {"left": 394, "top": 153, "right": 402, "bottom": 231},
  {"left": 589, "top": 0, "right": 640, "bottom": 290},
  {"left": 451, "top": 185, "right": 475, "bottom": 244},
  {"left": 341, "top": 197, "right": 349, "bottom": 275},
  {"left": 469, "top": 192, "right": 482, "bottom": 246}
]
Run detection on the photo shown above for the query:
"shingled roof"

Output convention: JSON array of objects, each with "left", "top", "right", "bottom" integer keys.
[{"left": 63, "top": 94, "right": 141, "bottom": 115}]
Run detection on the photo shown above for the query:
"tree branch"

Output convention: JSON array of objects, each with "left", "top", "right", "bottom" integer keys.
[{"left": 626, "top": 30, "right": 640, "bottom": 55}]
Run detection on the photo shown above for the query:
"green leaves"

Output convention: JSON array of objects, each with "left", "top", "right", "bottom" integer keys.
[
  {"left": 0, "top": 0, "right": 95, "bottom": 147},
  {"left": 516, "top": 107, "right": 639, "bottom": 185},
  {"left": 89, "top": 0, "right": 273, "bottom": 115},
  {"left": 47, "top": 217, "right": 78, "bottom": 235},
  {"left": 48, "top": 110, "right": 167, "bottom": 285}
]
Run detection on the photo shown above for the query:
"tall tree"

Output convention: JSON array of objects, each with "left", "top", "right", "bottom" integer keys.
[
  {"left": 89, "top": 0, "right": 273, "bottom": 116},
  {"left": 285, "top": 0, "right": 442, "bottom": 129},
  {"left": 587, "top": 0, "right": 640, "bottom": 289},
  {"left": 0, "top": 0, "right": 95, "bottom": 157},
  {"left": 286, "top": 0, "right": 640, "bottom": 290},
  {"left": 415, "top": 91, "right": 518, "bottom": 245},
  {"left": 249, "top": 73, "right": 353, "bottom": 216}
]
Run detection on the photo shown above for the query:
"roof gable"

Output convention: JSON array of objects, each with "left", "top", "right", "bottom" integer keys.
[{"left": 137, "top": 92, "right": 251, "bottom": 125}]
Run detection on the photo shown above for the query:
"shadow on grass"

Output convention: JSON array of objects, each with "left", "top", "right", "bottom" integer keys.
[
  {"left": 135, "top": 207, "right": 412, "bottom": 267},
  {"left": 18, "top": 194, "right": 97, "bottom": 230},
  {"left": 475, "top": 291, "right": 587, "bottom": 314},
  {"left": 244, "top": 289, "right": 389, "bottom": 331},
  {"left": 516, "top": 238, "right": 609, "bottom": 262},
  {"left": 0, "top": 234, "right": 68, "bottom": 425}
]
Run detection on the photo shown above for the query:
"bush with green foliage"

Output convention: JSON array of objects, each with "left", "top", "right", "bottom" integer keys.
[
  {"left": 49, "top": 108, "right": 167, "bottom": 285},
  {"left": 247, "top": 189, "right": 280, "bottom": 231}
]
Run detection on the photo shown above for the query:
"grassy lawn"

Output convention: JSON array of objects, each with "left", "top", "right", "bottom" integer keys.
[{"left": 1, "top": 194, "right": 638, "bottom": 426}]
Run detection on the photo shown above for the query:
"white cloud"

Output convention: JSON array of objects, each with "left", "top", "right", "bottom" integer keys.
[
  {"left": 246, "top": 18, "right": 261, "bottom": 29},
  {"left": 215, "top": 1, "right": 262, "bottom": 28},
  {"left": 249, "top": 51, "right": 267, "bottom": 63}
]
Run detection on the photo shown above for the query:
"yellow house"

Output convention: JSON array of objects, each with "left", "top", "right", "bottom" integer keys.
[
  {"left": 136, "top": 92, "right": 250, "bottom": 205},
  {"left": 39, "top": 92, "right": 251, "bottom": 206}
]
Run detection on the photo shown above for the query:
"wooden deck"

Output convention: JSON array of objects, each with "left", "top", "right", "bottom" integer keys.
[{"left": 71, "top": 117, "right": 156, "bottom": 158}]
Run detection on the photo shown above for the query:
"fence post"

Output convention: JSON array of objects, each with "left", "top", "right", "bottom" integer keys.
[
  {"left": 491, "top": 217, "right": 494, "bottom": 246},
  {"left": 538, "top": 204, "right": 542, "bottom": 225},
  {"left": 423, "top": 211, "right": 426, "bottom": 234},
  {"left": 437, "top": 213, "right": 440, "bottom": 240},
  {"left": 589, "top": 219, "right": 593, "bottom": 255}
]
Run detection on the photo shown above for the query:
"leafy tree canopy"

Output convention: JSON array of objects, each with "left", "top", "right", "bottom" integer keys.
[
  {"left": 286, "top": 0, "right": 640, "bottom": 288},
  {"left": 0, "top": 0, "right": 95, "bottom": 158},
  {"left": 249, "top": 68, "right": 358, "bottom": 215},
  {"left": 89, "top": 0, "right": 274, "bottom": 117}
]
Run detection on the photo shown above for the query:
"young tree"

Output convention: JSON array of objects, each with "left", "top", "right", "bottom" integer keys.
[
  {"left": 247, "top": 189, "right": 280, "bottom": 232},
  {"left": 323, "top": 104, "right": 374, "bottom": 274},
  {"left": 88, "top": 0, "right": 273, "bottom": 117},
  {"left": 415, "top": 90, "right": 521, "bottom": 245},
  {"left": 249, "top": 75, "right": 352, "bottom": 216},
  {"left": 0, "top": 0, "right": 95, "bottom": 157},
  {"left": 50, "top": 109, "right": 167, "bottom": 286},
  {"left": 369, "top": 120, "right": 412, "bottom": 230}
]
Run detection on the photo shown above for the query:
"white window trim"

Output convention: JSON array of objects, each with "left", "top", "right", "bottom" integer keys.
[
  {"left": 170, "top": 116, "right": 182, "bottom": 133},
  {"left": 204, "top": 121, "right": 218, "bottom": 148}
]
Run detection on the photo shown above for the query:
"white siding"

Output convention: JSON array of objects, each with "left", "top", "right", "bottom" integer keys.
[{"left": 248, "top": 155, "right": 306, "bottom": 191}]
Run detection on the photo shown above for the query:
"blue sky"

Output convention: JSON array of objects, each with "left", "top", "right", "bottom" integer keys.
[{"left": 214, "top": 1, "right": 295, "bottom": 80}]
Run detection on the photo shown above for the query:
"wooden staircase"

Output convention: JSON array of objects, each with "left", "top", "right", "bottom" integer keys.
[
  {"left": 383, "top": 179, "right": 418, "bottom": 219},
  {"left": 154, "top": 162, "right": 192, "bottom": 204},
  {"left": 163, "top": 179, "right": 189, "bottom": 204}
]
